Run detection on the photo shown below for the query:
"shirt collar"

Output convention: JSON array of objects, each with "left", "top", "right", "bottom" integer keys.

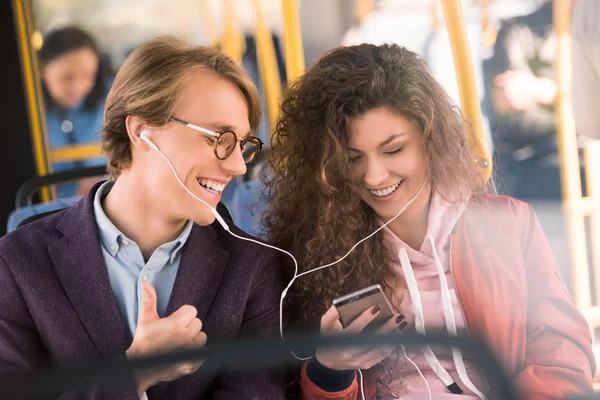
[
  {"left": 93, "top": 180, "right": 194, "bottom": 261},
  {"left": 94, "top": 181, "right": 123, "bottom": 257},
  {"left": 164, "top": 219, "right": 193, "bottom": 263}
]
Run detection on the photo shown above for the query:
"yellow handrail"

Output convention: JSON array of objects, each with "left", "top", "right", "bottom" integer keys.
[
  {"left": 13, "top": 0, "right": 52, "bottom": 201},
  {"left": 251, "top": 0, "right": 282, "bottom": 129},
  {"left": 281, "top": 0, "right": 305, "bottom": 84},
  {"left": 431, "top": 1, "right": 441, "bottom": 32},
  {"left": 354, "top": 0, "right": 373, "bottom": 24},
  {"left": 584, "top": 141, "right": 600, "bottom": 312},
  {"left": 440, "top": 0, "right": 492, "bottom": 183},
  {"left": 220, "top": 0, "right": 245, "bottom": 65},
  {"left": 553, "top": 0, "right": 590, "bottom": 310},
  {"left": 51, "top": 144, "right": 103, "bottom": 163},
  {"left": 480, "top": 0, "right": 497, "bottom": 47},
  {"left": 199, "top": 0, "right": 219, "bottom": 48}
]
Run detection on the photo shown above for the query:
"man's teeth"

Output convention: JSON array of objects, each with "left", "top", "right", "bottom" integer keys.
[
  {"left": 370, "top": 181, "right": 401, "bottom": 197},
  {"left": 199, "top": 179, "right": 226, "bottom": 194}
]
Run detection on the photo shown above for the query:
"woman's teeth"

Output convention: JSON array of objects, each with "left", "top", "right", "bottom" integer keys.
[
  {"left": 370, "top": 181, "right": 401, "bottom": 197},
  {"left": 199, "top": 179, "right": 226, "bottom": 195}
]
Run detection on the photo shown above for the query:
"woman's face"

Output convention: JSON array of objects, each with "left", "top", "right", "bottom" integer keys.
[
  {"left": 348, "top": 107, "right": 429, "bottom": 222},
  {"left": 42, "top": 47, "right": 98, "bottom": 109}
]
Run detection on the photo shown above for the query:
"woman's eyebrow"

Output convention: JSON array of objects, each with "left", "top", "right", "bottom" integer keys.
[{"left": 349, "top": 133, "right": 406, "bottom": 152}]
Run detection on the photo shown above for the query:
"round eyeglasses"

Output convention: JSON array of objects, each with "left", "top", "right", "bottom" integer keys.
[{"left": 170, "top": 117, "right": 263, "bottom": 164}]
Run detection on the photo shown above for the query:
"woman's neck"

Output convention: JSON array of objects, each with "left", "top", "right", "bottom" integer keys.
[
  {"left": 102, "top": 172, "right": 187, "bottom": 261},
  {"left": 386, "top": 190, "right": 432, "bottom": 251}
]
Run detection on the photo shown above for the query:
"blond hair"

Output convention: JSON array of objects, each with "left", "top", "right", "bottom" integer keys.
[{"left": 102, "top": 36, "right": 261, "bottom": 178}]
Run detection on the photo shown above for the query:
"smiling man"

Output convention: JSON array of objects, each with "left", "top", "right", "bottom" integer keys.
[{"left": 0, "top": 36, "right": 287, "bottom": 399}]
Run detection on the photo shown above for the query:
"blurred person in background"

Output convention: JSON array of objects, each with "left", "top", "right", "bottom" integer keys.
[
  {"left": 572, "top": 0, "right": 600, "bottom": 140},
  {"left": 39, "top": 25, "right": 113, "bottom": 198},
  {"left": 483, "top": 0, "right": 580, "bottom": 200}
]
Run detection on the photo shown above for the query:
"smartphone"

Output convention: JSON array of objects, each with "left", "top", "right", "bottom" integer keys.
[{"left": 332, "top": 284, "right": 395, "bottom": 331}]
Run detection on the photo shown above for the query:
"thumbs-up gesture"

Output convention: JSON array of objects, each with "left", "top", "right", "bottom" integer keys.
[{"left": 126, "top": 282, "right": 207, "bottom": 395}]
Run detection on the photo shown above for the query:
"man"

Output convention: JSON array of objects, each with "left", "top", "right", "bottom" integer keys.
[{"left": 0, "top": 36, "right": 287, "bottom": 399}]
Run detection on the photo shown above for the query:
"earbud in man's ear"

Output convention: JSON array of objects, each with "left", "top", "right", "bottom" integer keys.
[
  {"left": 140, "top": 129, "right": 158, "bottom": 150},
  {"left": 137, "top": 127, "right": 229, "bottom": 230}
]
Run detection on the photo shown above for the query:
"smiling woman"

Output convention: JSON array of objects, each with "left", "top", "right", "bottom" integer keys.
[
  {"left": 263, "top": 43, "right": 595, "bottom": 400},
  {"left": 264, "top": 43, "right": 483, "bottom": 336}
]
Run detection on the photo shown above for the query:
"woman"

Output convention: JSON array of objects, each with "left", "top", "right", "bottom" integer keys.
[
  {"left": 39, "top": 25, "right": 112, "bottom": 198},
  {"left": 0, "top": 36, "right": 286, "bottom": 398},
  {"left": 263, "top": 43, "right": 595, "bottom": 399}
]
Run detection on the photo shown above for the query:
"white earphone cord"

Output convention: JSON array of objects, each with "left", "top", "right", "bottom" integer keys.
[{"left": 143, "top": 132, "right": 428, "bottom": 399}]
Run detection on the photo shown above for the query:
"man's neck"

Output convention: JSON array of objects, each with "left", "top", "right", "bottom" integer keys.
[{"left": 102, "top": 173, "right": 187, "bottom": 261}]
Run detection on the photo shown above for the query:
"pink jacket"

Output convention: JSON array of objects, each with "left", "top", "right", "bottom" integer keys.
[{"left": 300, "top": 195, "right": 596, "bottom": 400}]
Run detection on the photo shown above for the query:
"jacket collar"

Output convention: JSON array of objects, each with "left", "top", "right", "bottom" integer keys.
[
  {"left": 49, "top": 182, "right": 230, "bottom": 361},
  {"left": 50, "top": 182, "right": 130, "bottom": 359}
]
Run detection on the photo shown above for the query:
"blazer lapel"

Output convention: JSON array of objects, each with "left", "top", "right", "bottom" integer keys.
[
  {"left": 148, "top": 224, "right": 230, "bottom": 399},
  {"left": 49, "top": 187, "right": 129, "bottom": 359},
  {"left": 165, "top": 223, "right": 230, "bottom": 323}
]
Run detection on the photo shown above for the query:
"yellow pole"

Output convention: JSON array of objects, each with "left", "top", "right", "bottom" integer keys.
[
  {"left": 220, "top": 0, "right": 245, "bottom": 65},
  {"left": 584, "top": 140, "right": 600, "bottom": 306},
  {"left": 281, "top": 0, "right": 305, "bottom": 84},
  {"left": 251, "top": 0, "right": 282, "bottom": 129},
  {"left": 50, "top": 144, "right": 103, "bottom": 163},
  {"left": 440, "top": 0, "right": 492, "bottom": 183},
  {"left": 554, "top": 0, "right": 590, "bottom": 310},
  {"left": 480, "top": 0, "right": 497, "bottom": 47},
  {"left": 199, "top": 0, "right": 219, "bottom": 48},
  {"left": 354, "top": 0, "right": 373, "bottom": 24},
  {"left": 480, "top": 0, "right": 490, "bottom": 32},
  {"left": 13, "top": 0, "right": 52, "bottom": 202},
  {"left": 430, "top": 1, "right": 441, "bottom": 32}
]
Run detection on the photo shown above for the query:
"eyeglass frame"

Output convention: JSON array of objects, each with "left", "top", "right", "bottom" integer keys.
[{"left": 169, "top": 116, "right": 264, "bottom": 164}]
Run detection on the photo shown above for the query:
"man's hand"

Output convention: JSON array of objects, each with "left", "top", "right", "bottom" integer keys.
[{"left": 126, "top": 282, "right": 207, "bottom": 395}]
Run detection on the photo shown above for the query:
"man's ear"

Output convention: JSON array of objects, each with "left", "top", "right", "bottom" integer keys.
[{"left": 125, "top": 115, "right": 148, "bottom": 149}]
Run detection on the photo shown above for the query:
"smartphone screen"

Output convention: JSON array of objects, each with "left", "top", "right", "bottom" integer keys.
[{"left": 333, "top": 284, "right": 395, "bottom": 332}]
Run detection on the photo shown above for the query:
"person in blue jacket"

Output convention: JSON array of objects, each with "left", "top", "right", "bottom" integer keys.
[{"left": 39, "top": 25, "right": 113, "bottom": 198}]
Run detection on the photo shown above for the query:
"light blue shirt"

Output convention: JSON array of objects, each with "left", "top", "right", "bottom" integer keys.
[{"left": 93, "top": 181, "right": 193, "bottom": 339}]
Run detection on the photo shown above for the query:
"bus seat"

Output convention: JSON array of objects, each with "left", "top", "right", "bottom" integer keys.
[
  {"left": 7, "top": 195, "right": 80, "bottom": 232},
  {"left": 7, "top": 166, "right": 108, "bottom": 233}
]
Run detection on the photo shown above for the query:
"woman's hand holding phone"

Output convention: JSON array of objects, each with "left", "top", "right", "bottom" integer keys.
[{"left": 315, "top": 305, "right": 407, "bottom": 371}]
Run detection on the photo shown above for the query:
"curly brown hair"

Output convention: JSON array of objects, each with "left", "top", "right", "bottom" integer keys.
[{"left": 262, "top": 43, "right": 486, "bottom": 335}]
